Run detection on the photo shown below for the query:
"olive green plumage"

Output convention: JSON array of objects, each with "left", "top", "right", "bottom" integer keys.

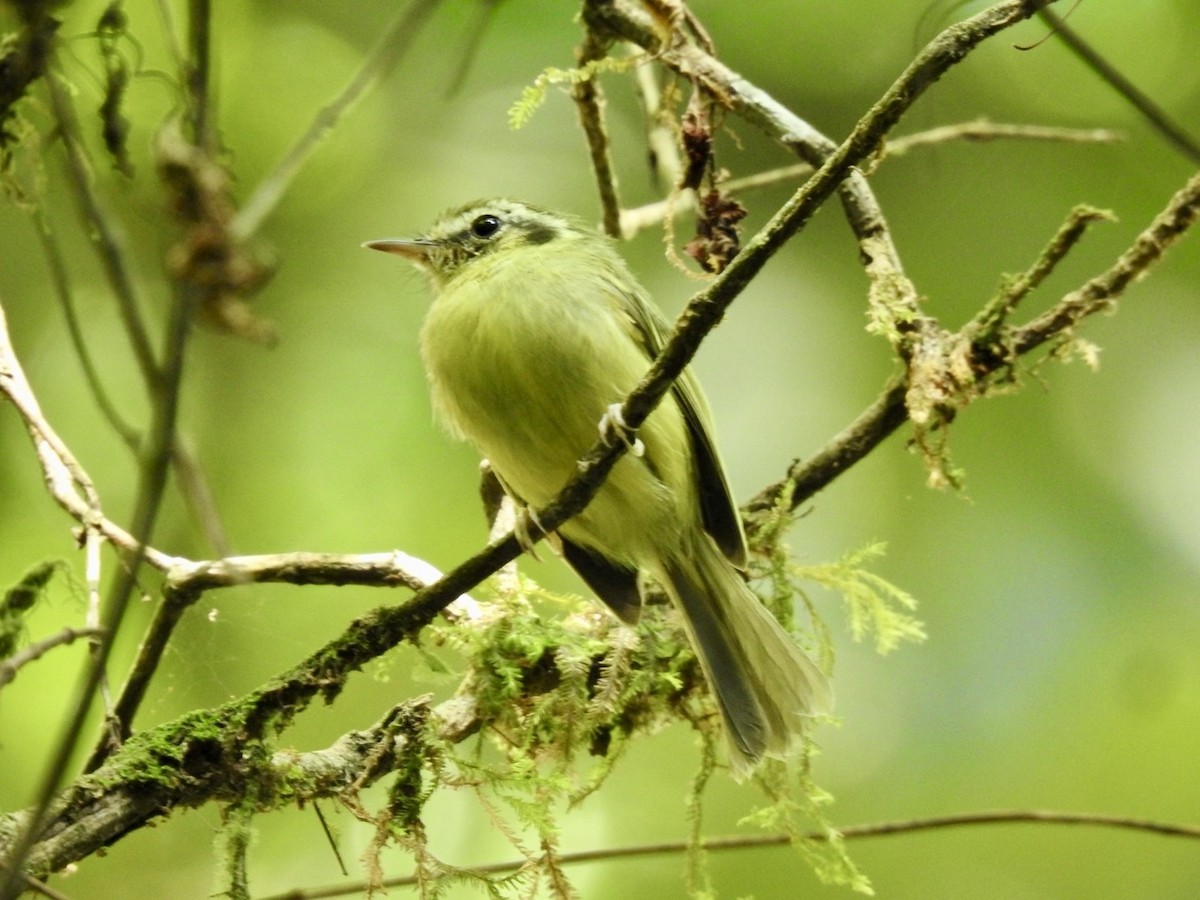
[{"left": 367, "top": 199, "right": 831, "bottom": 777}]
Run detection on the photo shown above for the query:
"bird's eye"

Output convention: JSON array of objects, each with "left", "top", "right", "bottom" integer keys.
[{"left": 470, "top": 214, "right": 502, "bottom": 238}]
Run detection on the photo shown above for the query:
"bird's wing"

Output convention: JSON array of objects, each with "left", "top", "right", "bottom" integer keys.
[{"left": 615, "top": 284, "right": 749, "bottom": 569}]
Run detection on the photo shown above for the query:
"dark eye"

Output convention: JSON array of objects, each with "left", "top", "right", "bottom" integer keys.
[{"left": 470, "top": 214, "right": 501, "bottom": 238}]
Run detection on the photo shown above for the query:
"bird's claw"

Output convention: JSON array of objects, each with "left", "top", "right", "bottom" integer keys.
[
  {"left": 599, "top": 403, "right": 644, "bottom": 457},
  {"left": 514, "top": 507, "right": 547, "bottom": 561}
]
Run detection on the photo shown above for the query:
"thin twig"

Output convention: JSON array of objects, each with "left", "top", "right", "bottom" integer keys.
[
  {"left": 78, "top": 278, "right": 192, "bottom": 770},
  {"left": 746, "top": 166, "right": 1200, "bottom": 519},
  {"left": 885, "top": 119, "right": 1123, "bottom": 157},
  {"left": 0, "top": 628, "right": 105, "bottom": 690},
  {"left": 1038, "top": 7, "right": 1200, "bottom": 165},
  {"left": 1013, "top": 167, "right": 1200, "bottom": 354},
  {"left": 634, "top": 62, "right": 684, "bottom": 190},
  {"left": 572, "top": 30, "right": 623, "bottom": 237},
  {"left": 231, "top": 0, "right": 443, "bottom": 241},
  {"left": 170, "top": 435, "right": 233, "bottom": 557},
  {"left": 16, "top": 874, "right": 74, "bottom": 900},
  {"left": 186, "top": 0, "right": 213, "bottom": 149},
  {"left": 965, "top": 204, "right": 1115, "bottom": 343},
  {"left": 620, "top": 120, "right": 1121, "bottom": 238},
  {"left": 0, "top": 304, "right": 175, "bottom": 571},
  {"left": 154, "top": 0, "right": 186, "bottom": 72},
  {"left": 32, "top": 180, "right": 234, "bottom": 559},
  {"left": 43, "top": 62, "right": 159, "bottom": 391},
  {"left": 583, "top": 0, "right": 916, "bottom": 343},
  {"left": 256, "top": 809, "right": 1200, "bottom": 899},
  {"left": 30, "top": 208, "right": 140, "bottom": 448}
]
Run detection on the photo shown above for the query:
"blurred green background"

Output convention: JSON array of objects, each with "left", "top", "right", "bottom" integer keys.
[{"left": 2, "top": 0, "right": 1199, "bottom": 897}]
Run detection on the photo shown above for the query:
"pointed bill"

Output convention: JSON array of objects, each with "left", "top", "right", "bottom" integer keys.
[{"left": 362, "top": 238, "right": 438, "bottom": 261}]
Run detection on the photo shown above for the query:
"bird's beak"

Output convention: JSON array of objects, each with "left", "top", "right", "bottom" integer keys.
[{"left": 362, "top": 238, "right": 437, "bottom": 261}]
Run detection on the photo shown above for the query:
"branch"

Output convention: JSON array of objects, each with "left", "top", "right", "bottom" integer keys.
[
  {"left": 585, "top": 0, "right": 1063, "bottom": 365},
  {"left": 572, "top": 31, "right": 624, "bottom": 237},
  {"left": 2, "top": 4, "right": 1077, "bottom": 882},
  {"left": 619, "top": 119, "right": 1121, "bottom": 237},
  {"left": 43, "top": 59, "right": 158, "bottom": 391},
  {"left": 746, "top": 166, "right": 1200, "bottom": 518},
  {"left": 257, "top": 808, "right": 1200, "bottom": 898},
  {"left": 10, "top": 700, "right": 433, "bottom": 880},
  {"left": 1037, "top": 7, "right": 1200, "bottom": 165},
  {"left": 96, "top": 551, "right": 483, "bottom": 767},
  {"left": 230, "top": 0, "right": 442, "bottom": 241},
  {"left": 1012, "top": 169, "right": 1200, "bottom": 354},
  {"left": 0, "top": 628, "right": 105, "bottom": 690}
]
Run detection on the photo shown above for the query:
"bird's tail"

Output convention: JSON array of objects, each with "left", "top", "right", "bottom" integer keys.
[{"left": 660, "top": 535, "right": 833, "bottom": 779}]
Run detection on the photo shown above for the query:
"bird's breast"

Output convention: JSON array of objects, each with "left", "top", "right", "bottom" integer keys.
[{"left": 418, "top": 253, "right": 698, "bottom": 565}]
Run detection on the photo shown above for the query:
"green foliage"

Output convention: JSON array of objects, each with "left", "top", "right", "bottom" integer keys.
[
  {"left": 367, "top": 559, "right": 882, "bottom": 897},
  {"left": 750, "top": 483, "right": 922, "bottom": 660},
  {"left": 743, "top": 760, "right": 872, "bottom": 895},
  {"left": 508, "top": 56, "right": 641, "bottom": 129},
  {"left": 799, "top": 544, "right": 925, "bottom": 656}
]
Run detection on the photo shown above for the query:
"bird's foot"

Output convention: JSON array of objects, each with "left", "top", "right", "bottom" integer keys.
[
  {"left": 599, "top": 402, "right": 645, "bottom": 457},
  {"left": 513, "top": 506, "right": 548, "bottom": 561}
]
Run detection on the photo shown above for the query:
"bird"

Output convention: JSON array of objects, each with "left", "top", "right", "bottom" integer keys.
[{"left": 365, "top": 199, "right": 831, "bottom": 777}]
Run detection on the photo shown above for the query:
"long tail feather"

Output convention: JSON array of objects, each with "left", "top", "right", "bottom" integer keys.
[{"left": 660, "top": 536, "right": 832, "bottom": 778}]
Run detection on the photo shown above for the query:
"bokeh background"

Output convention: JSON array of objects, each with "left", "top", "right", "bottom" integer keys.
[{"left": 2, "top": 1, "right": 1200, "bottom": 897}]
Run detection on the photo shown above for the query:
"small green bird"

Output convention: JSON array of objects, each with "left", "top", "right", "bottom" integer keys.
[{"left": 366, "top": 199, "right": 831, "bottom": 776}]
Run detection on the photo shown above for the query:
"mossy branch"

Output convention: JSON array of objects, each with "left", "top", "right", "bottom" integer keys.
[{"left": 746, "top": 167, "right": 1200, "bottom": 518}]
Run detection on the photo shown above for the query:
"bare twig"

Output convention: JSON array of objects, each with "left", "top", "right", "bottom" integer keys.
[
  {"left": 0, "top": 305, "right": 173, "bottom": 569},
  {"left": 31, "top": 206, "right": 231, "bottom": 558},
  {"left": 620, "top": 120, "right": 1121, "bottom": 238},
  {"left": 572, "top": 31, "right": 623, "bottom": 237},
  {"left": 885, "top": 119, "right": 1123, "bottom": 157},
  {"left": 256, "top": 809, "right": 1200, "bottom": 899},
  {"left": 583, "top": 0, "right": 916, "bottom": 343},
  {"left": 186, "top": 0, "right": 213, "bottom": 149},
  {"left": 30, "top": 208, "right": 140, "bottom": 447},
  {"left": 1038, "top": 7, "right": 1200, "bottom": 165},
  {"left": 976, "top": 204, "right": 1115, "bottom": 329},
  {"left": 43, "top": 63, "right": 158, "bottom": 391},
  {"left": 634, "top": 62, "right": 684, "bottom": 189},
  {"left": 15, "top": 874, "right": 73, "bottom": 900},
  {"left": 0, "top": 628, "right": 105, "bottom": 690},
  {"left": 170, "top": 436, "right": 233, "bottom": 557},
  {"left": 231, "top": 0, "right": 443, "bottom": 241},
  {"left": 1013, "top": 168, "right": 1200, "bottom": 354}
]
